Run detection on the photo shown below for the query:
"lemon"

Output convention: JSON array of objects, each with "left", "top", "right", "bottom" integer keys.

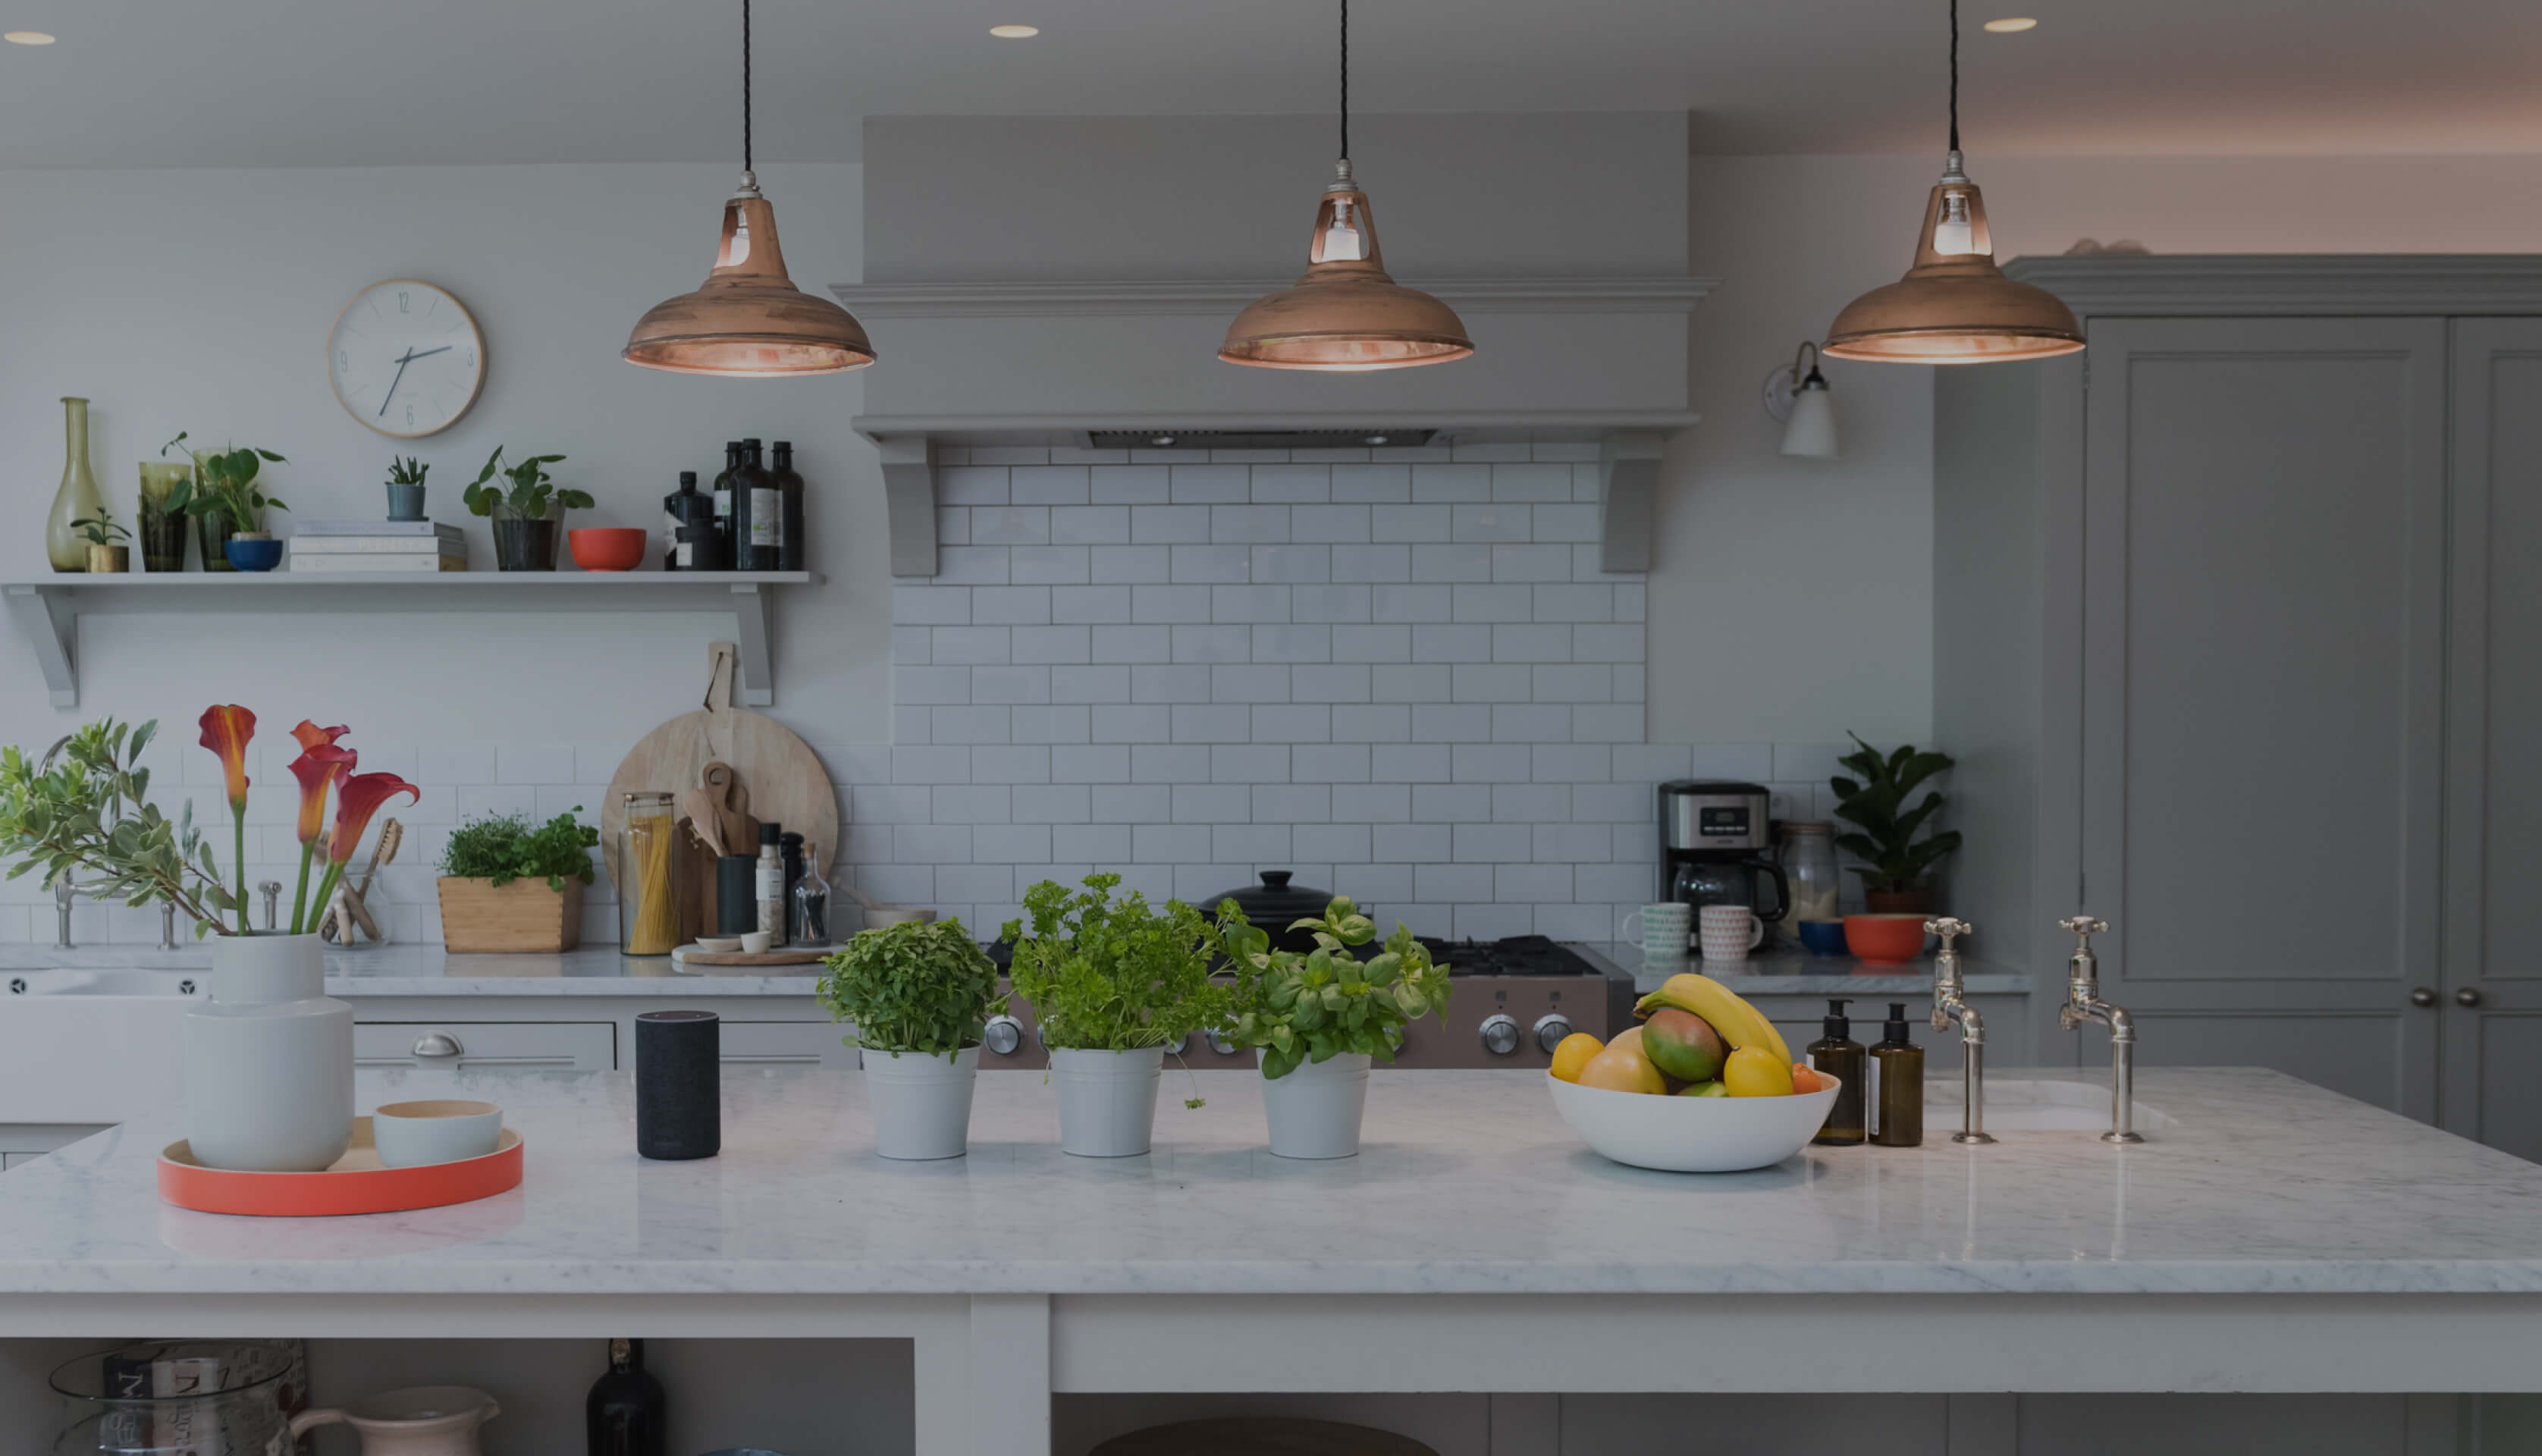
[
  {"left": 1549, "top": 1031, "right": 1604, "bottom": 1084},
  {"left": 1721, "top": 1045, "right": 1795, "bottom": 1097}
]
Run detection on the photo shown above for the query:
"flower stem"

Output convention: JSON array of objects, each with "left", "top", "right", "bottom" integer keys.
[
  {"left": 231, "top": 811, "right": 249, "bottom": 934},
  {"left": 289, "top": 840, "right": 314, "bottom": 935}
]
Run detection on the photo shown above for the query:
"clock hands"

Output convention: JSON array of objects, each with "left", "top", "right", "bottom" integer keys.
[{"left": 375, "top": 345, "right": 453, "bottom": 418}]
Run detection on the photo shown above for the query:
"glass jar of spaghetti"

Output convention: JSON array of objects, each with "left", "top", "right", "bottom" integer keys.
[{"left": 619, "top": 792, "right": 682, "bottom": 956}]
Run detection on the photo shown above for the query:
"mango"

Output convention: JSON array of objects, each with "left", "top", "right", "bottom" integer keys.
[
  {"left": 1640, "top": 1006, "right": 1727, "bottom": 1083},
  {"left": 1677, "top": 1080, "right": 1727, "bottom": 1097},
  {"left": 1721, "top": 1045, "right": 1796, "bottom": 1097},
  {"left": 1578, "top": 1041, "right": 1668, "bottom": 1095}
]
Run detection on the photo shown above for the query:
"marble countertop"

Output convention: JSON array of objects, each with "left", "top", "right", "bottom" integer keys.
[
  {"left": 3, "top": 1066, "right": 2535, "bottom": 1299},
  {"left": 0, "top": 943, "right": 2032, "bottom": 999}
]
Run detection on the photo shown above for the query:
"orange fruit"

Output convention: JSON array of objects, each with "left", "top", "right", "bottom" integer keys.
[
  {"left": 1577, "top": 1041, "right": 1668, "bottom": 1095},
  {"left": 1549, "top": 1032, "right": 1604, "bottom": 1084}
]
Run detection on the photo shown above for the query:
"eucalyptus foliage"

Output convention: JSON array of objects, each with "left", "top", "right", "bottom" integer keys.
[
  {"left": 0, "top": 719, "right": 239, "bottom": 936},
  {"left": 1828, "top": 733, "right": 1961, "bottom": 893},
  {"left": 1219, "top": 897, "right": 1451, "bottom": 1080},
  {"left": 463, "top": 447, "right": 592, "bottom": 519},
  {"left": 437, "top": 810, "right": 598, "bottom": 890},
  {"left": 1003, "top": 872, "right": 1233, "bottom": 1053},
  {"left": 818, "top": 917, "right": 1005, "bottom": 1058}
]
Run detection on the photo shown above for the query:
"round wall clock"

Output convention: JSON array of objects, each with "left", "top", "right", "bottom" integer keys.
[{"left": 327, "top": 279, "right": 487, "bottom": 438}]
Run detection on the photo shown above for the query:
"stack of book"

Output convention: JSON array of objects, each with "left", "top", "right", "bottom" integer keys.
[{"left": 287, "top": 520, "right": 467, "bottom": 573}]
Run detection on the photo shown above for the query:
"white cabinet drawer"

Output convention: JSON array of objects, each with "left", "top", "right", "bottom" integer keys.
[
  {"left": 355, "top": 1021, "right": 616, "bottom": 1072},
  {"left": 720, "top": 1021, "right": 856, "bottom": 1069}
]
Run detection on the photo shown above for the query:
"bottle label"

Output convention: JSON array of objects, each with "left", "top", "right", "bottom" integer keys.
[
  {"left": 674, "top": 540, "right": 693, "bottom": 568},
  {"left": 750, "top": 488, "right": 780, "bottom": 547},
  {"left": 714, "top": 487, "right": 733, "bottom": 519},
  {"left": 757, "top": 864, "right": 784, "bottom": 900}
]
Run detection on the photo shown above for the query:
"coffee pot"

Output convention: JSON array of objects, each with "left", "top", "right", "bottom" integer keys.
[
  {"left": 1659, "top": 780, "right": 1791, "bottom": 928},
  {"left": 289, "top": 1386, "right": 499, "bottom": 1456}
]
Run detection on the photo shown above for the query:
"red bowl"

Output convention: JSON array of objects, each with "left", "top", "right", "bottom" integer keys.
[
  {"left": 1842, "top": 913, "right": 1930, "bottom": 965},
  {"left": 568, "top": 528, "right": 647, "bottom": 572}
]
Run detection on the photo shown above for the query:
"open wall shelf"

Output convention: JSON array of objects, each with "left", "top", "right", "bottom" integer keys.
[{"left": 1, "top": 572, "right": 821, "bottom": 708}]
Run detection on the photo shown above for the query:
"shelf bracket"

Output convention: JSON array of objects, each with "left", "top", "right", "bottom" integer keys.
[
  {"left": 4, "top": 585, "right": 77, "bottom": 708},
  {"left": 1598, "top": 430, "right": 1667, "bottom": 573},
  {"left": 730, "top": 582, "right": 776, "bottom": 708},
  {"left": 875, "top": 435, "right": 940, "bottom": 579}
]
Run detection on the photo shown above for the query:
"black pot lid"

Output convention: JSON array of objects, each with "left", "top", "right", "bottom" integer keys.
[{"left": 1207, "top": 870, "right": 1333, "bottom": 928}]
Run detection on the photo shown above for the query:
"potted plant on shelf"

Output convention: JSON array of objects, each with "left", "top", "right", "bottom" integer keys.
[
  {"left": 160, "top": 432, "right": 287, "bottom": 573},
  {"left": 71, "top": 515, "right": 130, "bottom": 574},
  {"left": 1005, "top": 872, "right": 1235, "bottom": 1157},
  {"left": 464, "top": 447, "right": 589, "bottom": 571},
  {"left": 1828, "top": 733, "right": 1961, "bottom": 915},
  {"left": 818, "top": 918, "right": 1006, "bottom": 1160},
  {"left": 435, "top": 808, "right": 599, "bottom": 952},
  {"left": 1217, "top": 896, "right": 1451, "bottom": 1159},
  {"left": 136, "top": 460, "right": 192, "bottom": 572},
  {"left": 385, "top": 455, "right": 429, "bottom": 522}
]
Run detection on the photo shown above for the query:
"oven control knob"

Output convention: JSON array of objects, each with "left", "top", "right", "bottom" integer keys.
[
  {"left": 1480, "top": 1014, "right": 1521, "bottom": 1057},
  {"left": 982, "top": 1015, "right": 1025, "bottom": 1056},
  {"left": 1206, "top": 1030, "right": 1238, "bottom": 1056},
  {"left": 1532, "top": 1014, "right": 1573, "bottom": 1054}
]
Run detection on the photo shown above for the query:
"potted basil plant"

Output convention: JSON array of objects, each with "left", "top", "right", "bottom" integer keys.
[
  {"left": 1005, "top": 873, "right": 1235, "bottom": 1157},
  {"left": 818, "top": 918, "right": 1006, "bottom": 1160},
  {"left": 1219, "top": 896, "right": 1451, "bottom": 1159},
  {"left": 463, "top": 447, "right": 589, "bottom": 571}
]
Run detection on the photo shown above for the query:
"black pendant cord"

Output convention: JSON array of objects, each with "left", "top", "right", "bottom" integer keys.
[
  {"left": 1338, "top": 0, "right": 1350, "bottom": 161},
  {"left": 742, "top": 0, "right": 755, "bottom": 174},
  {"left": 1947, "top": 0, "right": 1960, "bottom": 154}
]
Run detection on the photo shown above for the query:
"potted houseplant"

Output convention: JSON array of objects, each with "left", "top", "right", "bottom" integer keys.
[
  {"left": 818, "top": 918, "right": 1006, "bottom": 1160},
  {"left": 71, "top": 515, "right": 130, "bottom": 574},
  {"left": 464, "top": 447, "right": 589, "bottom": 571},
  {"left": 435, "top": 809, "right": 599, "bottom": 952},
  {"left": 136, "top": 460, "right": 192, "bottom": 571},
  {"left": 385, "top": 455, "right": 429, "bottom": 522},
  {"left": 160, "top": 432, "right": 287, "bottom": 573},
  {"left": 1218, "top": 896, "right": 1451, "bottom": 1159},
  {"left": 1828, "top": 733, "right": 1961, "bottom": 915},
  {"left": 1005, "top": 873, "right": 1235, "bottom": 1157}
]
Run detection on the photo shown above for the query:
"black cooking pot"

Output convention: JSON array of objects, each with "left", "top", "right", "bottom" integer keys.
[{"left": 1207, "top": 871, "right": 1343, "bottom": 955}]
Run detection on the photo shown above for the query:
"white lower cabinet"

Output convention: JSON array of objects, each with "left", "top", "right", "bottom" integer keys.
[
  {"left": 720, "top": 1020, "right": 859, "bottom": 1069},
  {"left": 353, "top": 1021, "right": 616, "bottom": 1072}
]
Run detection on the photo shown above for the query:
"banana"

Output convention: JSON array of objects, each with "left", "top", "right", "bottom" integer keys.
[{"left": 1636, "top": 972, "right": 1793, "bottom": 1065}]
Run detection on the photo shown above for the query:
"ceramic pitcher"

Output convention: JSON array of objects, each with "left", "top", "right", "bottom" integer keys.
[{"left": 287, "top": 1385, "right": 499, "bottom": 1456}]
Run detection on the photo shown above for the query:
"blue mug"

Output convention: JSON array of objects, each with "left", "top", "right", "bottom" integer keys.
[{"left": 1795, "top": 918, "right": 1850, "bottom": 956}]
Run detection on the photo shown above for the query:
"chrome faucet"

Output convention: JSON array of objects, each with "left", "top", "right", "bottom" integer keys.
[
  {"left": 159, "top": 901, "right": 180, "bottom": 952},
  {"left": 52, "top": 871, "right": 86, "bottom": 950},
  {"left": 1927, "top": 917, "right": 1994, "bottom": 1144},
  {"left": 2056, "top": 916, "right": 2143, "bottom": 1144},
  {"left": 259, "top": 880, "right": 284, "bottom": 933}
]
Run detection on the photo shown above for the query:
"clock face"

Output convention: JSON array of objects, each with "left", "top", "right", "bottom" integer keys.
[{"left": 327, "top": 280, "right": 486, "bottom": 438}]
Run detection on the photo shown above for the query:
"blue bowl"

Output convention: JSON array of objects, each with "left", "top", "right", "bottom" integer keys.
[
  {"left": 224, "top": 537, "right": 283, "bottom": 572},
  {"left": 1795, "top": 918, "right": 1850, "bottom": 956}
]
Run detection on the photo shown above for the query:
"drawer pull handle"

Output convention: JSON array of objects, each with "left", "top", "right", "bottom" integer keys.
[{"left": 412, "top": 1031, "right": 464, "bottom": 1059}]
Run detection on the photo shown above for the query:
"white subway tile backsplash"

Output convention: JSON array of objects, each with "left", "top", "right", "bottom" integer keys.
[
  {"left": 1091, "top": 465, "right": 1171, "bottom": 504},
  {"left": 1171, "top": 704, "right": 1252, "bottom": 742},
  {"left": 971, "top": 665, "right": 1050, "bottom": 704},
  {"left": 897, "top": 665, "right": 971, "bottom": 705},
  {"left": 1047, "top": 670, "right": 1125, "bottom": 708},
  {"left": 1011, "top": 626, "right": 1092, "bottom": 664},
  {"left": 1411, "top": 542, "right": 1493, "bottom": 583},
  {"left": 1172, "top": 544, "right": 1253, "bottom": 583},
  {"left": 1533, "top": 583, "right": 1612, "bottom": 622},
  {"left": 1249, "top": 544, "right": 1330, "bottom": 583},
  {"left": 1051, "top": 744, "right": 1131, "bottom": 782},
  {"left": 1289, "top": 504, "right": 1370, "bottom": 543},
  {"left": 1210, "top": 505, "right": 1288, "bottom": 543},
  {"left": 1335, "top": 704, "right": 1414, "bottom": 742},
  {"left": 1213, "top": 584, "right": 1289, "bottom": 622},
  {"left": 1135, "top": 664, "right": 1216, "bottom": 704},
  {"left": 1092, "top": 625, "right": 1171, "bottom": 664},
  {"left": 1333, "top": 544, "right": 1411, "bottom": 584},
  {"left": 1091, "top": 544, "right": 1172, "bottom": 583},
  {"left": 1249, "top": 463, "right": 1332, "bottom": 502},
  {"left": 1011, "top": 546, "right": 1091, "bottom": 585},
  {"left": 1172, "top": 624, "right": 1251, "bottom": 664},
  {"left": 1013, "top": 704, "right": 1095, "bottom": 744},
  {"left": 932, "top": 706, "right": 1013, "bottom": 745},
  {"left": 1011, "top": 466, "right": 1091, "bottom": 506},
  {"left": 1373, "top": 584, "right": 1451, "bottom": 622},
  {"left": 934, "top": 545, "right": 1012, "bottom": 585},
  {"left": 1251, "top": 624, "right": 1331, "bottom": 663},
  {"left": 1250, "top": 704, "right": 1332, "bottom": 743},
  {"left": 1532, "top": 662, "right": 1612, "bottom": 700},
  {"left": 1052, "top": 505, "right": 1132, "bottom": 545},
  {"left": 1492, "top": 704, "right": 1574, "bottom": 742},
  {"left": 1208, "top": 664, "right": 1288, "bottom": 704},
  {"left": 972, "top": 507, "right": 1052, "bottom": 547},
  {"left": 1451, "top": 663, "right": 1532, "bottom": 701},
  {"left": 1330, "top": 464, "right": 1411, "bottom": 502},
  {"left": 1412, "top": 464, "right": 1492, "bottom": 502},
  {"left": 934, "top": 785, "right": 1012, "bottom": 824},
  {"left": 1290, "top": 664, "right": 1372, "bottom": 702},
  {"left": 971, "top": 586, "right": 1053, "bottom": 625},
  {"left": 1490, "top": 543, "right": 1574, "bottom": 582},
  {"left": 1172, "top": 783, "right": 1252, "bottom": 822},
  {"left": 1454, "top": 584, "right": 1535, "bottom": 623},
  {"left": 939, "top": 466, "right": 1009, "bottom": 506},
  {"left": 1053, "top": 823, "right": 1130, "bottom": 861},
  {"left": 1131, "top": 585, "right": 1209, "bottom": 624},
  {"left": 1170, "top": 464, "right": 1251, "bottom": 503},
  {"left": 1451, "top": 504, "right": 1531, "bottom": 543},
  {"left": 1053, "top": 585, "right": 1131, "bottom": 624},
  {"left": 1212, "top": 744, "right": 1289, "bottom": 783},
  {"left": 1132, "top": 504, "right": 1211, "bottom": 544},
  {"left": 971, "top": 745, "right": 1053, "bottom": 783},
  {"left": 1489, "top": 463, "right": 1575, "bottom": 502}
]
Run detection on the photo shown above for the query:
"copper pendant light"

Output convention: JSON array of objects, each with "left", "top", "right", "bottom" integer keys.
[
  {"left": 1822, "top": 0, "right": 2081, "bottom": 365},
  {"left": 1219, "top": 1, "right": 1473, "bottom": 372},
  {"left": 623, "top": 2, "right": 875, "bottom": 377}
]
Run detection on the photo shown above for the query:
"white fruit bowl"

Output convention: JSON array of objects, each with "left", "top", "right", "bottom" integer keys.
[{"left": 1547, "top": 1072, "right": 1842, "bottom": 1172}]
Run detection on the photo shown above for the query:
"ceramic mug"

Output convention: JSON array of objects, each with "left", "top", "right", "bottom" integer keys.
[
  {"left": 1699, "top": 905, "right": 1765, "bottom": 964},
  {"left": 369, "top": 1100, "right": 504, "bottom": 1169},
  {"left": 1620, "top": 902, "right": 1693, "bottom": 959}
]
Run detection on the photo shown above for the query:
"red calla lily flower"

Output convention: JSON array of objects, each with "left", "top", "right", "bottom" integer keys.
[
  {"left": 197, "top": 704, "right": 256, "bottom": 811},
  {"left": 290, "top": 720, "right": 350, "bottom": 753},
  {"left": 287, "top": 745, "right": 356, "bottom": 847},
  {"left": 327, "top": 773, "right": 419, "bottom": 866}
]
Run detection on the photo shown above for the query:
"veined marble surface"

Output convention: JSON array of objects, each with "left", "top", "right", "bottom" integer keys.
[{"left": 1, "top": 1067, "right": 2535, "bottom": 1298}]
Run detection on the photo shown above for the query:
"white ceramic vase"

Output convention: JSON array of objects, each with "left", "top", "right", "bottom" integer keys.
[
  {"left": 1261, "top": 1052, "right": 1373, "bottom": 1159},
  {"left": 182, "top": 933, "right": 353, "bottom": 1172},
  {"left": 1050, "top": 1046, "right": 1165, "bottom": 1157},
  {"left": 861, "top": 1045, "right": 981, "bottom": 1160}
]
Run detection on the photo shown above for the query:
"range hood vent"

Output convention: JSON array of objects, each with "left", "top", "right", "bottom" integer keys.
[{"left": 1083, "top": 427, "right": 1436, "bottom": 452}]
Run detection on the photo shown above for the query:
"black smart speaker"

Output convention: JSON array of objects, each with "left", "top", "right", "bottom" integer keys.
[{"left": 635, "top": 1009, "right": 720, "bottom": 1160}]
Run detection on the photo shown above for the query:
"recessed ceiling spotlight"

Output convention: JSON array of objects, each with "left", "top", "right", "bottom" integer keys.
[
  {"left": 5, "top": 30, "right": 56, "bottom": 44},
  {"left": 1150, "top": 435, "right": 1176, "bottom": 447},
  {"left": 1982, "top": 17, "right": 2038, "bottom": 32},
  {"left": 990, "top": 24, "right": 1038, "bottom": 38},
  {"left": 1364, "top": 435, "right": 1389, "bottom": 446}
]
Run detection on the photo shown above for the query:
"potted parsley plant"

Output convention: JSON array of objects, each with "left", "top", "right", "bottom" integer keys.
[
  {"left": 435, "top": 809, "right": 599, "bottom": 952},
  {"left": 1219, "top": 896, "right": 1451, "bottom": 1159},
  {"left": 818, "top": 918, "right": 1006, "bottom": 1160},
  {"left": 1004, "top": 873, "right": 1234, "bottom": 1157}
]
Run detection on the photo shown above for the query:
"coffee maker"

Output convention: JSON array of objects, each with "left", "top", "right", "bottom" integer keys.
[{"left": 1660, "top": 781, "right": 1791, "bottom": 944}]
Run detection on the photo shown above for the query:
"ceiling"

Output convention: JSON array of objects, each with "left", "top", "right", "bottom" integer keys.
[{"left": 2, "top": 0, "right": 2539, "bottom": 168}]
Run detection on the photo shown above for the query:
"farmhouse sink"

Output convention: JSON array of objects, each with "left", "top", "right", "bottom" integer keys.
[
  {"left": 1928, "top": 1078, "right": 2179, "bottom": 1134},
  {"left": 7, "top": 966, "right": 202, "bottom": 997}
]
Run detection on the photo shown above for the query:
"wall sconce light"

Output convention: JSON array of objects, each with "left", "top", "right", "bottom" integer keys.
[{"left": 1763, "top": 342, "right": 1839, "bottom": 459}]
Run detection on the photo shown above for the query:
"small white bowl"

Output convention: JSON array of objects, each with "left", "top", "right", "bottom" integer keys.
[
  {"left": 739, "top": 930, "right": 774, "bottom": 954},
  {"left": 370, "top": 1100, "right": 504, "bottom": 1169},
  {"left": 1546, "top": 1073, "right": 1841, "bottom": 1172},
  {"left": 695, "top": 936, "right": 743, "bottom": 953}
]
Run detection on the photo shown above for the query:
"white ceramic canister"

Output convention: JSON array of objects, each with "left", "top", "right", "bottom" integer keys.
[
  {"left": 1260, "top": 1051, "right": 1373, "bottom": 1159},
  {"left": 1049, "top": 1046, "right": 1166, "bottom": 1157},
  {"left": 861, "top": 1045, "right": 981, "bottom": 1160},
  {"left": 182, "top": 932, "right": 354, "bottom": 1172}
]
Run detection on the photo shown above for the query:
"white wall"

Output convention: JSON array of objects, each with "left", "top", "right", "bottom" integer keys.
[{"left": 1656, "top": 151, "right": 2542, "bottom": 748}]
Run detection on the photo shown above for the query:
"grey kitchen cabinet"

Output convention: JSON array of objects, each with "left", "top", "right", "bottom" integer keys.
[
  {"left": 1935, "top": 256, "right": 2542, "bottom": 1144},
  {"left": 353, "top": 1021, "right": 617, "bottom": 1072},
  {"left": 719, "top": 1020, "right": 859, "bottom": 1069}
]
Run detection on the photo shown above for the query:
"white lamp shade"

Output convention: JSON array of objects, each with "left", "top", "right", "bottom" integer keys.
[{"left": 1780, "top": 382, "right": 1839, "bottom": 459}]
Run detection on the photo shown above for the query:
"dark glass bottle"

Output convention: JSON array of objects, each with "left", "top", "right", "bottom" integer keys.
[
  {"left": 1806, "top": 997, "right": 1866, "bottom": 1146},
  {"left": 1870, "top": 1002, "right": 1924, "bottom": 1147},
  {"left": 585, "top": 1337, "right": 666, "bottom": 1456},
  {"left": 771, "top": 441, "right": 807, "bottom": 572},
  {"left": 733, "top": 438, "right": 779, "bottom": 572},
  {"left": 662, "top": 472, "right": 712, "bottom": 571},
  {"left": 710, "top": 442, "right": 741, "bottom": 566}
]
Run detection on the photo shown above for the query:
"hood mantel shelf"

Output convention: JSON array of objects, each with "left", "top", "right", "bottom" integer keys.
[{"left": 836, "top": 276, "right": 1710, "bottom": 579}]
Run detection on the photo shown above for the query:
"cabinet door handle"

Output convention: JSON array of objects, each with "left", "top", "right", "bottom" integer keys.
[
  {"left": 2409, "top": 988, "right": 2437, "bottom": 1008},
  {"left": 412, "top": 1031, "right": 464, "bottom": 1058},
  {"left": 2456, "top": 988, "right": 2484, "bottom": 1009}
]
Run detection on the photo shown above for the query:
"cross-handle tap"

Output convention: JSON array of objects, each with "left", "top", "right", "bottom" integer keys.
[
  {"left": 259, "top": 881, "right": 284, "bottom": 933},
  {"left": 52, "top": 870, "right": 86, "bottom": 950},
  {"left": 1925, "top": 917, "right": 1994, "bottom": 1145},
  {"left": 2054, "top": 915, "right": 2142, "bottom": 1144}
]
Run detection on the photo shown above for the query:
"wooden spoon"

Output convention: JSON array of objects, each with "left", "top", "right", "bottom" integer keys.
[
  {"left": 701, "top": 761, "right": 760, "bottom": 852},
  {"left": 682, "top": 791, "right": 727, "bottom": 858}
]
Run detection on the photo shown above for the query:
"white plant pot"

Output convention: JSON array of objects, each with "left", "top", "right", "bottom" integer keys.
[
  {"left": 1261, "top": 1052, "right": 1373, "bottom": 1159},
  {"left": 182, "top": 933, "right": 353, "bottom": 1172},
  {"left": 1050, "top": 1046, "right": 1166, "bottom": 1157},
  {"left": 861, "top": 1045, "right": 981, "bottom": 1160}
]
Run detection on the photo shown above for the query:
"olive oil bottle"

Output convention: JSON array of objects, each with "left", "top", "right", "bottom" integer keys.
[
  {"left": 1806, "top": 998, "right": 1866, "bottom": 1146},
  {"left": 1869, "top": 1002, "right": 1924, "bottom": 1147}
]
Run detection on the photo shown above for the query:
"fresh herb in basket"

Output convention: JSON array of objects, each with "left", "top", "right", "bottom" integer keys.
[{"left": 437, "top": 809, "right": 599, "bottom": 891}]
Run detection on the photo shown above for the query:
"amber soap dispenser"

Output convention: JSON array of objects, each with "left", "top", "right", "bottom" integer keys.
[
  {"left": 1870, "top": 1001, "right": 1925, "bottom": 1147},
  {"left": 1807, "top": 997, "right": 1866, "bottom": 1146}
]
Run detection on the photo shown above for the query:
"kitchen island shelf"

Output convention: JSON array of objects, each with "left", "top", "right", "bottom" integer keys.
[{"left": 1, "top": 571, "right": 820, "bottom": 708}]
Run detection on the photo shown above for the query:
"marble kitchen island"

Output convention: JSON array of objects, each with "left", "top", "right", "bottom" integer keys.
[{"left": 1, "top": 1066, "right": 2536, "bottom": 1454}]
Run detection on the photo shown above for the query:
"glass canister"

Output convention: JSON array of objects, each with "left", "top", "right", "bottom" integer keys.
[
  {"left": 620, "top": 792, "right": 681, "bottom": 956},
  {"left": 1779, "top": 821, "right": 1844, "bottom": 926},
  {"left": 50, "top": 1339, "right": 303, "bottom": 1455}
]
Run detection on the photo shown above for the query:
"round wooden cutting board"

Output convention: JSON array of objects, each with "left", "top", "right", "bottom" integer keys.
[{"left": 600, "top": 644, "right": 837, "bottom": 891}]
